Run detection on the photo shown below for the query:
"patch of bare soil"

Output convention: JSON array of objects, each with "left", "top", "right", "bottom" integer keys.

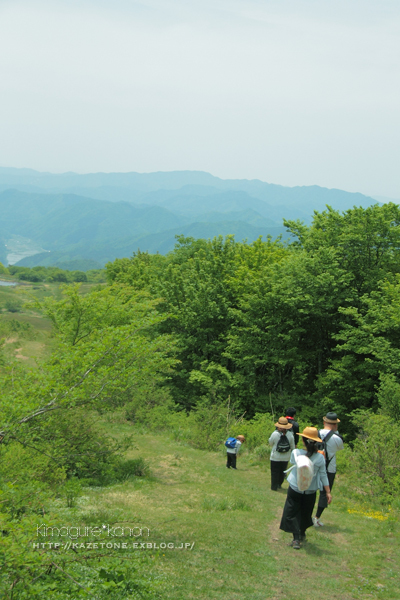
[{"left": 268, "top": 506, "right": 283, "bottom": 543}]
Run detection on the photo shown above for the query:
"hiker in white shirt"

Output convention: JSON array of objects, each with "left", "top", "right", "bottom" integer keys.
[
  {"left": 269, "top": 417, "right": 295, "bottom": 491},
  {"left": 313, "top": 412, "right": 344, "bottom": 527}
]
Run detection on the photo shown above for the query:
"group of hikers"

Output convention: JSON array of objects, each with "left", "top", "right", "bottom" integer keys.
[{"left": 225, "top": 408, "right": 344, "bottom": 550}]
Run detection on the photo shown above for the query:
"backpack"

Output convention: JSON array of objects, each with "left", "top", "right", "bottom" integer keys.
[
  {"left": 225, "top": 437, "right": 237, "bottom": 449},
  {"left": 284, "top": 450, "right": 314, "bottom": 491},
  {"left": 276, "top": 433, "right": 291, "bottom": 453},
  {"left": 295, "top": 452, "right": 314, "bottom": 491},
  {"left": 317, "top": 430, "right": 336, "bottom": 468}
]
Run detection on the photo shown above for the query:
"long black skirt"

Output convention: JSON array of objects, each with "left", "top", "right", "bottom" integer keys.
[
  {"left": 280, "top": 486, "right": 317, "bottom": 535},
  {"left": 317, "top": 471, "right": 335, "bottom": 509}
]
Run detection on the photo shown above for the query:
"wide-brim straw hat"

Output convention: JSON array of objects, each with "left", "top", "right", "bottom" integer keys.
[
  {"left": 298, "top": 427, "right": 322, "bottom": 443},
  {"left": 275, "top": 417, "right": 293, "bottom": 430},
  {"left": 323, "top": 412, "right": 341, "bottom": 424}
]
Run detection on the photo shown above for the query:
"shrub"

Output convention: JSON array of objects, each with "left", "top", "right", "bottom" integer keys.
[
  {"left": 0, "top": 481, "right": 50, "bottom": 519},
  {"left": 189, "top": 398, "right": 231, "bottom": 450},
  {"left": 116, "top": 457, "right": 151, "bottom": 480},
  {"left": 230, "top": 412, "right": 275, "bottom": 451},
  {"left": 252, "top": 444, "right": 271, "bottom": 460},
  {"left": 0, "top": 511, "right": 163, "bottom": 599},
  {"left": 0, "top": 408, "right": 130, "bottom": 488},
  {"left": 18, "top": 271, "right": 43, "bottom": 282},
  {"left": 350, "top": 411, "right": 400, "bottom": 501},
  {"left": 127, "top": 398, "right": 277, "bottom": 454},
  {"left": 71, "top": 270, "right": 87, "bottom": 282},
  {"left": 5, "top": 298, "right": 23, "bottom": 313},
  {"left": 0, "top": 442, "right": 66, "bottom": 489},
  {"left": 0, "top": 319, "right": 35, "bottom": 340},
  {"left": 62, "top": 478, "right": 83, "bottom": 507},
  {"left": 50, "top": 271, "right": 69, "bottom": 282},
  {"left": 377, "top": 373, "right": 400, "bottom": 416},
  {"left": 125, "top": 381, "right": 176, "bottom": 428}
]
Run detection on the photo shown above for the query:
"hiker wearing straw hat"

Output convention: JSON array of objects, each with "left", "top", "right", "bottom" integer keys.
[
  {"left": 279, "top": 426, "right": 331, "bottom": 550},
  {"left": 313, "top": 412, "right": 344, "bottom": 527},
  {"left": 268, "top": 417, "right": 295, "bottom": 491},
  {"left": 225, "top": 435, "right": 245, "bottom": 469}
]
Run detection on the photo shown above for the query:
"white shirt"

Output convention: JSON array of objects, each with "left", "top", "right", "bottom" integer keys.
[
  {"left": 319, "top": 428, "right": 344, "bottom": 473},
  {"left": 226, "top": 440, "right": 242, "bottom": 454},
  {"left": 268, "top": 430, "right": 295, "bottom": 462}
]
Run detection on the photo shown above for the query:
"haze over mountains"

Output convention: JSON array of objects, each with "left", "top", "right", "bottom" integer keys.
[{"left": 0, "top": 167, "right": 380, "bottom": 269}]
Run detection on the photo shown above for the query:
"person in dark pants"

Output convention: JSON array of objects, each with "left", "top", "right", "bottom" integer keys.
[
  {"left": 285, "top": 407, "right": 300, "bottom": 447},
  {"left": 313, "top": 412, "right": 344, "bottom": 527},
  {"left": 269, "top": 417, "right": 295, "bottom": 490},
  {"left": 280, "top": 427, "right": 331, "bottom": 549},
  {"left": 226, "top": 435, "right": 245, "bottom": 469}
]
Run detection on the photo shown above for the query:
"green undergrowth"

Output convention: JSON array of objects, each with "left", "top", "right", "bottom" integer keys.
[
  {"left": 105, "top": 429, "right": 400, "bottom": 599},
  {"left": 2, "top": 425, "right": 400, "bottom": 599},
  {"left": 125, "top": 396, "right": 400, "bottom": 508}
]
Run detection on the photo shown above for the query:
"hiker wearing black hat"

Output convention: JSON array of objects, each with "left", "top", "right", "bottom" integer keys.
[
  {"left": 312, "top": 412, "right": 344, "bottom": 527},
  {"left": 285, "top": 407, "right": 300, "bottom": 447}
]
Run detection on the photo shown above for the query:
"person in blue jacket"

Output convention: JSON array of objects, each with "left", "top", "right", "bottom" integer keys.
[{"left": 279, "top": 427, "right": 332, "bottom": 549}]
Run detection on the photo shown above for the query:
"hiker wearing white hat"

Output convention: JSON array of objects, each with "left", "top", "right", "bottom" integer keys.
[
  {"left": 312, "top": 412, "right": 344, "bottom": 527},
  {"left": 279, "top": 427, "right": 331, "bottom": 550}
]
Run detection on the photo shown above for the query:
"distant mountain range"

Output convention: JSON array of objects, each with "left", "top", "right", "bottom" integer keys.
[{"left": 0, "top": 167, "right": 382, "bottom": 269}]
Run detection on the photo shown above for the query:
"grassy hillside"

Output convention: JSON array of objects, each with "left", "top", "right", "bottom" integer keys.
[
  {"left": 1, "top": 269, "right": 399, "bottom": 598},
  {"left": 0, "top": 280, "right": 100, "bottom": 366},
  {"left": 61, "top": 426, "right": 399, "bottom": 599}
]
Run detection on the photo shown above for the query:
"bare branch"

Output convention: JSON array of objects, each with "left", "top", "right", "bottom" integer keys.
[
  {"left": 0, "top": 324, "right": 156, "bottom": 441},
  {"left": 51, "top": 562, "right": 89, "bottom": 591}
]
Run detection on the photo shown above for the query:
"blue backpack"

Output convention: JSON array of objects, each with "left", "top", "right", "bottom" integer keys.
[{"left": 225, "top": 437, "right": 237, "bottom": 449}]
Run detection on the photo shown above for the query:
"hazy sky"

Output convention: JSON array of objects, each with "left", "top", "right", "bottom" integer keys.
[{"left": 0, "top": 0, "right": 399, "bottom": 197}]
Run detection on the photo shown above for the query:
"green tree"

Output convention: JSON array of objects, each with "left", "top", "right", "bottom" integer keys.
[
  {"left": 0, "top": 285, "right": 177, "bottom": 472},
  {"left": 225, "top": 246, "right": 353, "bottom": 415},
  {"left": 284, "top": 202, "right": 400, "bottom": 296},
  {"left": 318, "top": 276, "right": 400, "bottom": 418},
  {"left": 71, "top": 270, "right": 87, "bottom": 282},
  {"left": 0, "top": 262, "right": 9, "bottom": 275}
]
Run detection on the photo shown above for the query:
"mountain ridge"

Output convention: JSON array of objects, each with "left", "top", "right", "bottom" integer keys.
[{"left": 0, "top": 167, "right": 383, "bottom": 267}]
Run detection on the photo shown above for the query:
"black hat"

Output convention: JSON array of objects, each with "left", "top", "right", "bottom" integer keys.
[{"left": 323, "top": 412, "right": 340, "bottom": 424}]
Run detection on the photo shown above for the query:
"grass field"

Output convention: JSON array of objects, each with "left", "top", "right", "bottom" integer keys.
[
  {"left": 55, "top": 424, "right": 399, "bottom": 600},
  {"left": 0, "top": 281, "right": 100, "bottom": 366},
  {"left": 0, "top": 283, "right": 58, "bottom": 366}
]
